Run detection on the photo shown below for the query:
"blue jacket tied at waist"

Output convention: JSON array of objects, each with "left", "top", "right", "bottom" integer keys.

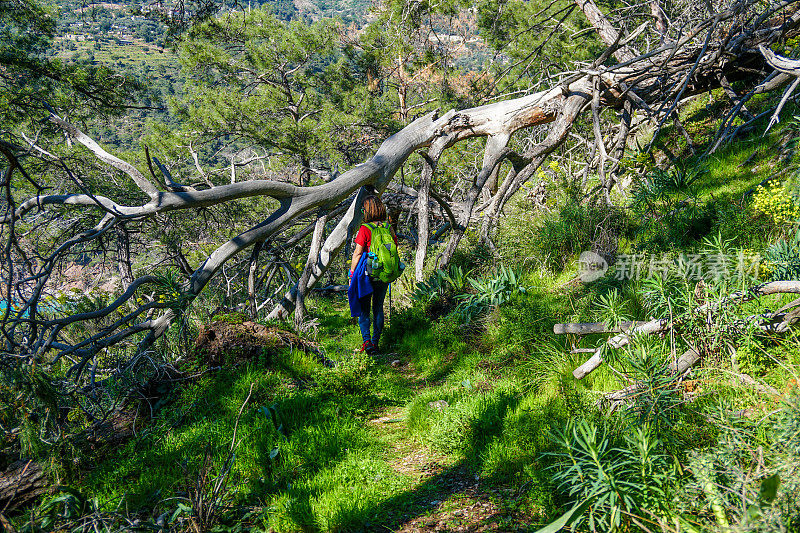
[{"left": 348, "top": 252, "right": 373, "bottom": 317}]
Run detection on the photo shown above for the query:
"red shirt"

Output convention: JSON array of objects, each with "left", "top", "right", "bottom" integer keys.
[{"left": 355, "top": 222, "right": 398, "bottom": 252}]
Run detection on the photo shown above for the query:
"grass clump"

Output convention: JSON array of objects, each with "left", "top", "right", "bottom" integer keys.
[
  {"left": 313, "top": 350, "right": 375, "bottom": 396},
  {"left": 406, "top": 386, "right": 518, "bottom": 458}
]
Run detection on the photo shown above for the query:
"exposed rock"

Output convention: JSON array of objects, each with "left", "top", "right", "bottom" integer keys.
[{"left": 428, "top": 400, "right": 449, "bottom": 411}]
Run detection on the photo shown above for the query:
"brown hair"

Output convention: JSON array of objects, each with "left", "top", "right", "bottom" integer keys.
[{"left": 362, "top": 195, "right": 387, "bottom": 223}]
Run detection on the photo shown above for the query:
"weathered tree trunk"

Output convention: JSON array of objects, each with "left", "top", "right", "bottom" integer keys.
[
  {"left": 415, "top": 142, "right": 446, "bottom": 281},
  {"left": 116, "top": 224, "right": 134, "bottom": 290},
  {"left": 295, "top": 210, "right": 328, "bottom": 324},
  {"left": 247, "top": 241, "right": 264, "bottom": 319},
  {"left": 553, "top": 320, "right": 647, "bottom": 335},
  {"left": 0, "top": 460, "right": 48, "bottom": 512}
]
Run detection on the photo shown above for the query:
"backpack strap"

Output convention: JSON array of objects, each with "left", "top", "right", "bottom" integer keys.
[{"left": 362, "top": 223, "right": 374, "bottom": 252}]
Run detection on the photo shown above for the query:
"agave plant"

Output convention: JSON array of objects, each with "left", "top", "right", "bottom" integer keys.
[
  {"left": 762, "top": 229, "right": 800, "bottom": 281},
  {"left": 452, "top": 265, "right": 527, "bottom": 323},
  {"left": 410, "top": 265, "right": 471, "bottom": 305}
]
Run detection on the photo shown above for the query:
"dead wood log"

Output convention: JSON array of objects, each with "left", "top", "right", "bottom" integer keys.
[
  {"left": 554, "top": 320, "right": 647, "bottom": 335},
  {"left": 295, "top": 209, "right": 328, "bottom": 324},
  {"left": 0, "top": 460, "right": 49, "bottom": 512},
  {"left": 668, "top": 348, "right": 702, "bottom": 375},
  {"left": 573, "top": 280, "right": 800, "bottom": 379},
  {"left": 598, "top": 348, "right": 700, "bottom": 412},
  {"left": 602, "top": 357, "right": 781, "bottom": 413}
]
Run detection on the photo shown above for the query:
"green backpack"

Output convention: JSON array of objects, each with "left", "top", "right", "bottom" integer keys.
[{"left": 364, "top": 222, "right": 404, "bottom": 283}]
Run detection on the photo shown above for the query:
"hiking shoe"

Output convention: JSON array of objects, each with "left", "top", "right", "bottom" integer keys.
[
  {"left": 367, "top": 342, "right": 378, "bottom": 355},
  {"left": 360, "top": 340, "right": 374, "bottom": 353}
]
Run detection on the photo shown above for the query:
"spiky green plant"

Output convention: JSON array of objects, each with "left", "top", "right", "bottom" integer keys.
[
  {"left": 452, "top": 265, "right": 527, "bottom": 323},
  {"left": 549, "top": 419, "right": 677, "bottom": 531},
  {"left": 762, "top": 228, "right": 800, "bottom": 281}
]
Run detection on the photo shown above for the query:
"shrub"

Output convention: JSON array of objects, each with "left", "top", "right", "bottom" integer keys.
[
  {"left": 735, "top": 344, "right": 776, "bottom": 376},
  {"left": 678, "top": 395, "right": 800, "bottom": 532},
  {"left": 532, "top": 203, "right": 628, "bottom": 269},
  {"left": 313, "top": 351, "right": 375, "bottom": 395},
  {"left": 710, "top": 201, "right": 772, "bottom": 247},
  {"left": 549, "top": 419, "right": 678, "bottom": 531},
  {"left": 630, "top": 161, "right": 719, "bottom": 249},
  {"left": 453, "top": 265, "right": 527, "bottom": 324},
  {"left": 409, "top": 264, "right": 471, "bottom": 318},
  {"left": 761, "top": 228, "right": 800, "bottom": 280},
  {"left": 752, "top": 179, "right": 800, "bottom": 226}
]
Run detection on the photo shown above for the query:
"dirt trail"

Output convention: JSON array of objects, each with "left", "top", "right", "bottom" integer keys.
[{"left": 366, "top": 391, "right": 513, "bottom": 532}]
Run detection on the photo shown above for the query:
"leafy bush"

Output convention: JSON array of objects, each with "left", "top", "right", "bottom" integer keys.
[
  {"left": 752, "top": 179, "right": 800, "bottom": 226},
  {"left": 639, "top": 272, "right": 690, "bottom": 317},
  {"left": 630, "top": 161, "right": 717, "bottom": 249},
  {"left": 593, "top": 288, "right": 631, "bottom": 329},
  {"left": 431, "top": 318, "right": 461, "bottom": 350},
  {"left": 549, "top": 419, "right": 677, "bottom": 531},
  {"left": 532, "top": 203, "right": 628, "bottom": 269},
  {"left": 609, "top": 344, "right": 684, "bottom": 436},
  {"left": 710, "top": 200, "right": 773, "bottom": 247},
  {"left": 678, "top": 394, "right": 800, "bottom": 532},
  {"left": 735, "top": 344, "right": 777, "bottom": 376},
  {"left": 630, "top": 161, "right": 706, "bottom": 203}
]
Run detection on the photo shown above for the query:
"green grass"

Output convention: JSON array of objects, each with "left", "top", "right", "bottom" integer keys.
[
  {"left": 83, "top": 344, "right": 415, "bottom": 530},
  {"left": 73, "top": 274, "right": 602, "bottom": 530}
]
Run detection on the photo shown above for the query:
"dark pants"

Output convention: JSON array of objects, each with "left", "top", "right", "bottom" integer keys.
[{"left": 358, "top": 281, "right": 389, "bottom": 346}]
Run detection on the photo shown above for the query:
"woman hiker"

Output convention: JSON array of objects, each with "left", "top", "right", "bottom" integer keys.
[{"left": 348, "top": 194, "right": 398, "bottom": 355}]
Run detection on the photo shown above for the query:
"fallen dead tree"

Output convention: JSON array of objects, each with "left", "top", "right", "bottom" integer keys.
[
  {"left": 3, "top": 0, "right": 800, "bottom": 409},
  {"left": 597, "top": 348, "right": 781, "bottom": 413},
  {"left": 554, "top": 321, "right": 647, "bottom": 335},
  {"left": 553, "top": 281, "right": 800, "bottom": 380}
]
